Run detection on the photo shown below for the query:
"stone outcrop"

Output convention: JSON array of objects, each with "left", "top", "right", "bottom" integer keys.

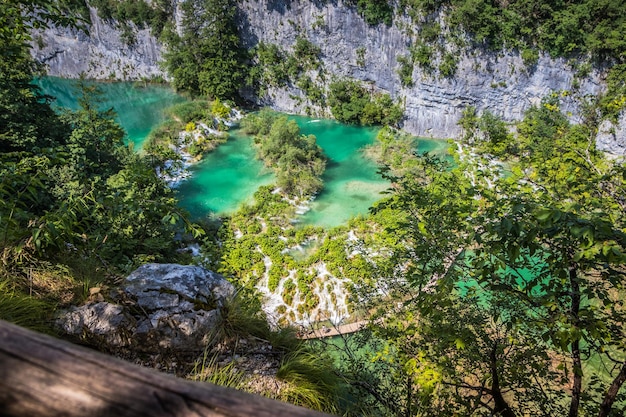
[
  {"left": 596, "top": 111, "right": 626, "bottom": 156},
  {"left": 237, "top": 0, "right": 604, "bottom": 138},
  {"left": 30, "top": 0, "right": 626, "bottom": 155},
  {"left": 58, "top": 263, "right": 235, "bottom": 352}
]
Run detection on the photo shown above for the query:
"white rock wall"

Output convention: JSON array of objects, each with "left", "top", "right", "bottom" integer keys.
[
  {"left": 238, "top": 0, "right": 605, "bottom": 139},
  {"left": 30, "top": 7, "right": 166, "bottom": 80}
]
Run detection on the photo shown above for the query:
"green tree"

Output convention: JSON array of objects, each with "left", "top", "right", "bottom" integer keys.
[
  {"left": 328, "top": 79, "right": 403, "bottom": 126},
  {"left": 244, "top": 111, "right": 326, "bottom": 198},
  {"left": 355, "top": 102, "right": 626, "bottom": 416},
  {"left": 0, "top": 1, "right": 72, "bottom": 154},
  {"left": 162, "top": 0, "right": 247, "bottom": 100}
]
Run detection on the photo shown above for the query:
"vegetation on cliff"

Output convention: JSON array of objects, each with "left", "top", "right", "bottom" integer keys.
[
  {"left": 328, "top": 80, "right": 404, "bottom": 126},
  {"left": 161, "top": 0, "right": 248, "bottom": 100}
]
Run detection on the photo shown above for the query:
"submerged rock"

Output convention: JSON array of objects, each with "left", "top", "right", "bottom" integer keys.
[{"left": 58, "top": 264, "right": 235, "bottom": 353}]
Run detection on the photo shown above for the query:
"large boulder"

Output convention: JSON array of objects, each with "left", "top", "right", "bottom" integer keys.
[{"left": 58, "top": 264, "right": 235, "bottom": 353}]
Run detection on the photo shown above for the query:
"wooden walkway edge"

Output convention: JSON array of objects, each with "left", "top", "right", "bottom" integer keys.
[
  {"left": 0, "top": 320, "right": 334, "bottom": 417},
  {"left": 298, "top": 320, "right": 368, "bottom": 340}
]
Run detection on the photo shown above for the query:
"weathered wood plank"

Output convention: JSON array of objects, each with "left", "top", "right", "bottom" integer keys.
[{"left": 0, "top": 320, "right": 335, "bottom": 417}]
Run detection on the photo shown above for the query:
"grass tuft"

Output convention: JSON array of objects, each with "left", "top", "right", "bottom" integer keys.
[
  {"left": 276, "top": 347, "right": 340, "bottom": 413},
  {"left": 190, "top": 349, "right": 247, "bottom": 389},
  {"left": 0, "top": 280, "right": 54, "bottom": 333}
]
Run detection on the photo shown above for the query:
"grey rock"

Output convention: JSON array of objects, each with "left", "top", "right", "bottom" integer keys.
[
  {"left": 596, "top": 113, "right": 626, "bottom": 156},
  {"left": 125, "top": 263, "right": 233, "bottom": 308},
  {"left": 59, "top": 302, "right": 132, "bottom": 347},
  {"left": 30, "top": 7, "right": 166, "bottom": 80},
  {"left": 57, "top": 263, "right": 235, "bottom": 353}
]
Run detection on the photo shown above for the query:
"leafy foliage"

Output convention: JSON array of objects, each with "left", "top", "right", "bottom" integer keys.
[
  {"left": 162, "top": 0, "right": 247, "bottom": 100},
  {"left": 89, "top": 0, "right": 172, "bottom": 38},
  {"left": 405, "top": 0, "right": 626, "bottom": 61},
  {"left": 328, "top": 80, "right": 403, "bottom": 126},
  {"left": 396, "top": 55, "right": 414, "bottom": 87},
  {"left": 250, "top": 38, "right": 323, "bottom": 105},
  {"left": 1, "top": 6, "right": 199, "bottom": 331},
  {"left": 242, "top": 110, "right": 326, "bottom": 198},
  {"left": 351, "top": 94, "right": 626, "bottom": 416},
  {"left": 347, "top": 0, "right": 393, "bottom": 26},
  {"left": 600, "top": 63, "right": 626, "bottom": 121}
]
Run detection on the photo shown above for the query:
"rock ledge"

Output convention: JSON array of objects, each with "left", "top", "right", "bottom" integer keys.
[{"left": 58, "top": 263, "right": 235, "bottom": 353}]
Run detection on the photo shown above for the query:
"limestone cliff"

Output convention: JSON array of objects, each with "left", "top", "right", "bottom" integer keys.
[
  {"left": 30, "top": 0, "right": 625, "bottom": 154},
  {"left": 31, "top": 6, "right": 166, "bottom": 80},
  {"left": 237, "top": 0, "right": 604, "bottom": 141}
]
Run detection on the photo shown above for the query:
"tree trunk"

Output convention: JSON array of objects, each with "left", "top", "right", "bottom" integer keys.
[
  {"left": 0, "top": 320, "right": 331, "bottom": 417},
  {"left": 598, "top": 361, "right": 626, "bottom": 417},
  {"left": 490, "top": 343, "right": 515, "bottom": 417},
  {"left": 568, "top": 266, "right": 582, "bottom": 417}
]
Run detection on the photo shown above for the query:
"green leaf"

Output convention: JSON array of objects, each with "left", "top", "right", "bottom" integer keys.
[{"left": 535, "top": 209, "right": 552, "bottom": 221}]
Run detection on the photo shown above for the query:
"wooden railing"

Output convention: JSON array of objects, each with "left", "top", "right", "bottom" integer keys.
[{"left": 0, "top": 320, "right": 334, "bottom": 417}]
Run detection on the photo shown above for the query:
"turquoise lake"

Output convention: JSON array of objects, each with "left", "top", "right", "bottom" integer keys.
[
  {"left": 37, "top": 78, "right": 449, "bottom": 227},
  {"left": 34, "top": 77, "right": 186, "bottom": 149},
  {"left": 177, "top": 116, "right": 390, "bottom": 226}
]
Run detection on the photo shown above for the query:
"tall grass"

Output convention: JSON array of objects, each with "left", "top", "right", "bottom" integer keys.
[
  {"left": 189, "top": 288, "right": 344, "bottom": 413},
  {"left": 190, "top": 349, "right": 246, "bottom": 389},
  {"left": 0, "top": 280, "right": 54, "bottom": 333},
  {"left": 206, "top": 289, "right": 272, "bottom": 346},
  {"left": 276, "top": 347, "right": 341, "bottom": 414}
]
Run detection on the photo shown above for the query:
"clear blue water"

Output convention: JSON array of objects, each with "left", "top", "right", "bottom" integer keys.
[
  {"left": 175, "top": 131, "right": 275, "bottom": 217},
  {"left": 290, "top": 116, "right": 390, "bottom": 227}
]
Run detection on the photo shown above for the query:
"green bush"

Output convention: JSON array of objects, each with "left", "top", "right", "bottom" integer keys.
[
  {"left": 348, "top": 0, "right": 393, "bottom": 26},
  {"left": 397, "top": 55, "right": 414, "bottom": 87},
  {"left": 411, "top": 43, "right": 434, "bottom": 72},
  {"left": 521, "top": 48, "right": 540, "bottom": 67},
  {"left": 293, "top": 37, "right": 322, "bottom": 69},
  {"left": 255, "top": 42, "right": 289, "bottom": 87},
  {"left": 439, "top": 53, "right": 458, "bottom": 77},
  {"left": 167, "top": 101, "right": 210, "bottom": 123},
  {"left": 328, "top": 79, "right": 403, "bottom": 126}
]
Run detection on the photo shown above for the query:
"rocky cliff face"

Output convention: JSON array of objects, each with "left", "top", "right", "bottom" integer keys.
[
  {"left": 31, "top": 7, "right": 166, "bottom": 80},
  {"left": 30, "top": 0, "right": 625, "bottom": 154},
  {"left": 597, "top": 112, "right": 626, "bottom": 155},
  {"left": 238, "top": 0, "right": 604, "bottom": 138}
]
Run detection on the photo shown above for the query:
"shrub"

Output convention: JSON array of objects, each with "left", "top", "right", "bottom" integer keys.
[
  {"left": 521, "top": 48, "right": 540, "bottom": 67},
  {"left": 328, "top": 79, "right": 403, "bottom": 126},
  {"left": 439, "top": 53, "right": 458, "bottom": 77},
  {"left": 397, "top": 55, "right": 414, "bottom": 87}
]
